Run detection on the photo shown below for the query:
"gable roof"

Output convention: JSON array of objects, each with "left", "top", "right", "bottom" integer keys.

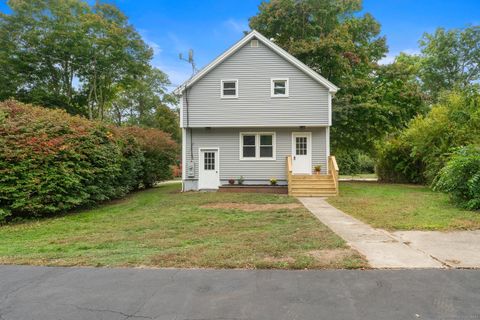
[{"left": 173, "top": 30, "right": 339, "bottom": 95}]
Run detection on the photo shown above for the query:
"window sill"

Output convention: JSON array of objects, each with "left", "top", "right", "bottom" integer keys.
[
  {"left": 221, "top": 96, "right": 238, "bottom": 99},
  {"left": 271, "top": 95, "right": 289, "bottom": 98},
  {"left": 239, "top": 158, "right": 277, "bottom": 161}
]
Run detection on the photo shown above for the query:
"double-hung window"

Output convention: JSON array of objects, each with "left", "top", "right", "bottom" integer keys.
[
  {"left": 240, "top": 133, "right": 276, "bottom": 160},
  {"left": 271, "top": 78, "right": 289, "bottom": 97},
  {"left": 221, "top": 79, "right": 238, "bottom": 98}
]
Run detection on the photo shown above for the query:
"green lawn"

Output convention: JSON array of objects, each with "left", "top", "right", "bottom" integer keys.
[
  {"left": 327, "top": 182, "right": 480, "bottom": 231},
  {"left": 0, "top": 183, "right": 366, "bottom": 269}
]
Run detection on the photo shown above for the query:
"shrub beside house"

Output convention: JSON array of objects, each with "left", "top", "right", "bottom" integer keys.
[
  {"left": 376, "top": 90, "right": 480, "bottom": 209},
  {"left": 0, "top": 100, "right": 178, "bottom": 222}
]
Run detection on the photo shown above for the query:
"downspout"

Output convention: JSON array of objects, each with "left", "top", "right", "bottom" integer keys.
[{"left": 185, "top": 86, "right": 193, "bottom": 162}]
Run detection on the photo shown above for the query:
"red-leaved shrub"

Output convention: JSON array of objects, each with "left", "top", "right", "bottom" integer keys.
[{"left": 0, "top": 100, "right": 177, "bottom": 222}]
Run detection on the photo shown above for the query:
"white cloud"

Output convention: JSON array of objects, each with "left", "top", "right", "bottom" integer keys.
[
  {"left": 138, "top": 29, "right": 162, "bottom": 56},
  {"left": 147, "top": 40, "right": 162, "bottom": 56},
  {"left": 224, "top": 18, "right": 248, "bottom": 34},
  {"left": 153, "top": 62, "right": 193, "bottom": 91},
  {"left": 379, "top": 54, "right": 396, "bottom": 65},
  {"left": 379, "top": 48, "right": 421, "bottom": 65}
]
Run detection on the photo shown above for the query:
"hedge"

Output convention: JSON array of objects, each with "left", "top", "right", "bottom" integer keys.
[
  {"left": 335, "top": 149, "right": 375, "bottom": 175},
  {"left": 0, "top": 100, "right": 177, "bottom": 222},
  {"left": 376, "top": 90, "right": 480, "bottom": 184},
  {"left": 434, "top": 146, "right": 480, "bottom": 210}
]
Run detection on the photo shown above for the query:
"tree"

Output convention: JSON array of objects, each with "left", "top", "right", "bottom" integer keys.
[
  {"left": 249, "top": 0, "right": 406, "bottom": 154},
  {"left": 0, "top": 0, "right": 90, "bottom": 114},
  {"left": 419, "top": 26, "right": 480, "bottom": 101},
  {"left": 79, "top": 2, "right": 153, "bottom": 120},
  {"left": 109, "top": 67, "right": 180, "bottom": 142},
  {"left": 0, "top": 0, "right": 157, "bottom": 121},
  {"left": 377, "top": 89, "right": 480, "bottom": 184},
  {"left": 249, "top": 0, "right": 386, "bottom": 88},
  {"left": 373, "top": 53, "right": 427, "bottom": 130}
]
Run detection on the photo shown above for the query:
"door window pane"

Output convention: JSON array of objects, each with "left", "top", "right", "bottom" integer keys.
[
  {"left": 296, "top": 137, "right": 307, "bottom": 155},
  {"left": 204, "top": 152, "right": 215, "bottom": 170}
]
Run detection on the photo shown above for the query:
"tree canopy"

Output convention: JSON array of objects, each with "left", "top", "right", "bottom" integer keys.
[
  {"left": 249, "top": 0, "right": 425, "bottom": 154},
  {"left": 418, "top": 25, "right": 480, "bottom": 102},
  {"left": 0, "top": 0, "right": 178, "bottom": 138}
]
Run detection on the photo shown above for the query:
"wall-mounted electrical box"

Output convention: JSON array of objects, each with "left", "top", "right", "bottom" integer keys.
[{"left": 187, "top": 160, "right": 195, "bottom": 178}]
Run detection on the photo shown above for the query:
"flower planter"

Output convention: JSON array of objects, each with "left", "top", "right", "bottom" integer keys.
[{"left": 219, "top": 185, "right": 288, "bottom": 194}]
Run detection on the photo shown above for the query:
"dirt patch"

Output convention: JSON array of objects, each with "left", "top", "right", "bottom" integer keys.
[
  {"left": 200, "top": 202, "right": 302, "bottom": 212},
  {"left": 308, "top": 248, "right": 356, "bottom": 262}
]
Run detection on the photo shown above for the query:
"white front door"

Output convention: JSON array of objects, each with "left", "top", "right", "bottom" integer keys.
[
  {"left": 198, "top": 148, "right": 220, "bottom": 189},
  {"left": 292, "top": 132, "right": 312, "bottom": 174}
]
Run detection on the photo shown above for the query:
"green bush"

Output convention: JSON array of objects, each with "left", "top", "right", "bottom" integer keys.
[
  {"left": 121, "top": 127, "right": 178, "bottom": 188},
  {"left": 0, "top": 100, "right": 177, "bottom": 222},
  {"left": 335, "top": 149, "right": 375, "bottom": 175},
  {"left": 376, "top": 90, "right": 480, "bottom": 183},
  {"left": 434, "top": 146, "right": 480, "bottom": 210},
  {"left": 376, "top": 136, "right": 425, "bottom": 183}
]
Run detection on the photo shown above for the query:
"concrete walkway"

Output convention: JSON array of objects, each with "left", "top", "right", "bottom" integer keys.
[
  {"left": 393, "top": 230, "right": 480, "bottom": 268},
  {"left": 1, "top": 265, "right": 480, "bottom": 320},
  {"left": 299, "top": 198, "right": 444, "bottom": 268}
]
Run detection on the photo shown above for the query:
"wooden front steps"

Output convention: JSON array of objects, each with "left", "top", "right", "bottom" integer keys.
[{"left": 286, "top": 156, "right": 339, "bottom": 197}]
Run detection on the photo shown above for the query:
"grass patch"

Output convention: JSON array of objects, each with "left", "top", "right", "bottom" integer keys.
[
  {"left": 327, "top": 182, "right": 480, "bottom": 231},
  {"left": 0, "top": 183, "right": 366, "bottom": 269},
  {"left": 339, "top": 173, "right": 377, "bottom": 180}
]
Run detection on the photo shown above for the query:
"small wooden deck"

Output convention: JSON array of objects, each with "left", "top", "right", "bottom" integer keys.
[{"left": 286, "top": 156, "right": 339, "bottom": 197}]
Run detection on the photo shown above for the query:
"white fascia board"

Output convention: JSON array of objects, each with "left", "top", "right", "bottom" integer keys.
[
  {"left": 181, "top": 128, "right": 187, "bottom": 186},
  {"left": 179, "top": 94, "right": 184, "bottom": 128}
]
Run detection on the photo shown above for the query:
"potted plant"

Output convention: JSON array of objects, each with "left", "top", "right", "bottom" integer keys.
[
  {"left": 228, "top": 179, "right": 235, "bottom": 185},
  {"left": 314, "top": 165, "right": 321, "bottom": 175},
  {"left": 238, "top": 176, "right": 244, "bottom": 185},
  {"left": 270, "top": 178, "right": 277, "bottom": 186}
]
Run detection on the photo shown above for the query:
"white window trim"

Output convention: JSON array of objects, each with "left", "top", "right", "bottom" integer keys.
[
  {"left": 220, "top": 79, "right": 238, "bottom": 99},
  {"left": 271, "top": 78, "right": 289, "bottom": 98},
  {"left": 239, "top": 132, "right": 276, "bottom": 161}
]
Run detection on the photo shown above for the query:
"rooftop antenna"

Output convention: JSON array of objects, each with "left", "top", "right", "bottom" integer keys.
[{"left": 179, "top": 49, "right": 197, "bottom": 76}]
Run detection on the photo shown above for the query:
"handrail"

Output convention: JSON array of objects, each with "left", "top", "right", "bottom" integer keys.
[
  {"left": 286, "top": 155, "right": 292, "bottom": 195},
  {"left": 328, "top": 156, "right": 339, "bottom": 195}
]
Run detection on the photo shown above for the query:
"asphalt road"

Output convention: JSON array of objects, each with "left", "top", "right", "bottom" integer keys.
[{"left": 0, "top": 265, "right": 479, "bottom": 320}]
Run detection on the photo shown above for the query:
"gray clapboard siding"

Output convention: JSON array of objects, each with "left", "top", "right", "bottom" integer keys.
[
  {"left": 182, "top": 40, "right": 330, "bottom": 128},
  {"left": 184, "top": 127, "right": 327, "bottom": 184}
]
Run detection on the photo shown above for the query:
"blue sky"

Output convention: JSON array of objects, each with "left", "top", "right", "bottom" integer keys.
[{"left": 1, "top": 0, "right": 479, "bottom": 90}]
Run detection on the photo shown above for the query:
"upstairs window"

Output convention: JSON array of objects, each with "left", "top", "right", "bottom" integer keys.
[
  {"left": 240, "top": 133, "right": 276, "bottom": 160},
  {"left": 271, "top": 78, "right": 289, "bottom": 97},
  {"left": 221, "top": 79, "right": 238, "bottom": 98}
]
